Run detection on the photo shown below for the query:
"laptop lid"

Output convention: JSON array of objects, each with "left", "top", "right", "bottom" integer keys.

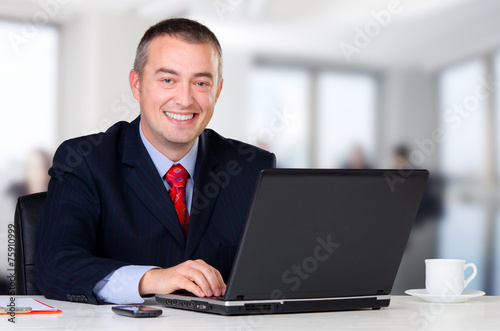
[{"left": 223, "top": 168, "right": 429, "bottom": 301}]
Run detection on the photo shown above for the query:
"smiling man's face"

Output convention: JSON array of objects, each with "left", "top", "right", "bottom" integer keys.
[{"left": 130, "top": 34, "right": 223, "bottom": 161}]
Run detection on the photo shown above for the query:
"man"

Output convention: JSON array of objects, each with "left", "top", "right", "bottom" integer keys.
[{"left": 36, "top": 18, "right": 276, "bottom": 305}]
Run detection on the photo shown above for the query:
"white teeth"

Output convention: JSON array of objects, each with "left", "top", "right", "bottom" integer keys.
[{"left": 165, "top": 111, "right": 194, "bottom": 121}]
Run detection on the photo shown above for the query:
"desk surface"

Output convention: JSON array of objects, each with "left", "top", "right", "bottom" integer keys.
[{"left": 2, "top": 295, "right": 499, "bottom": 330}]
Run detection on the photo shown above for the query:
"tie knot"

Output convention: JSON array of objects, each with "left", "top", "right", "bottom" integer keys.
[{"left": 165, "top": 164, "right": 188, "bottom": 189}]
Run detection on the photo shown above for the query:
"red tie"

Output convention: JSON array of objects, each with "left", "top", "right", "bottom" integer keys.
[{"left": 165, "top": 164, "right": 189, "bottom": 236}]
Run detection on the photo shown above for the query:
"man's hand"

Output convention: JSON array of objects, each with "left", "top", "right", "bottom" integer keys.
[{"left": 138, "top": 259, "right": 226, "bottom": 297}]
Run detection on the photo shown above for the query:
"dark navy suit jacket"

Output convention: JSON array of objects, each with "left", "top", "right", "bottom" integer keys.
[{"left": 36, "top": 116, "right": 276, "bottom": 304}]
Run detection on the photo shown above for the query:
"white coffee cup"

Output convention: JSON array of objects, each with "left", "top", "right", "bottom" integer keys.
[{"left": 425, "top": 259, "right": 477, "bottom": 296}]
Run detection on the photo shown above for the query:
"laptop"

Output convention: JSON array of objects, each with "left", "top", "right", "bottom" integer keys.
[{"left": 156, "top": 169, "right": 429, "bottom": 315}]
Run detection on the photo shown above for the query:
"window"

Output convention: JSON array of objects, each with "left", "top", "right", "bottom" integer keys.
[
  {"left": 249, "top": 66, "right": 310, "bottom": 167},
  {"left": 494, "top": 53, "right": 500, "bottom": 294},
  {"left": 249, "top": 65, "right": 377, "bottom": 168},
  {"left": 316, "top": 72, "right": 376, "bottom": 168},
  {"left": 0, "top": 20, "right": 58, "bottom": 184},
  {"left": 440, "top": 60, "right": 488, "bottom": 178}
]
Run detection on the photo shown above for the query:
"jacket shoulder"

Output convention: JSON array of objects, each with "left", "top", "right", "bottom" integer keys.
[
  {"left": 58, "top": 120, "right": 131, "bottom": 149},
  {"left": 54, "top": 120, "right": 134, "bottom": 160},
  {"left": 201, "top": 128, "right": 274, "bottom": 161}
]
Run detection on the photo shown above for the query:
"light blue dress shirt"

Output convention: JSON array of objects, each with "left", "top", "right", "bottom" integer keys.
[{"left": 93, "top": 122, "right": 199, "bottom": 304}]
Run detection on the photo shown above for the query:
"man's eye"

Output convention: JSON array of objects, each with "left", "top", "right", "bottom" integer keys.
[
  {"left": 197, "top": 82, "right": 209, "bottom": 87},
  {"left": 164, "top": 79, "right": 173, "bottom": 84}
]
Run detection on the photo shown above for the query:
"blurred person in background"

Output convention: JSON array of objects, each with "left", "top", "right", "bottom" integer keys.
[
  {"left": 6, "top": 149, "right": 51, "bottom": 199},
  {"left": 343, "top": 144, "right": 372, "bottom": 169},
  {"left": 391, "top": 145, "right": 412, "bottom": 171},
  {"left": 391, "top": 144, "right": 443, "bottom": 223}
]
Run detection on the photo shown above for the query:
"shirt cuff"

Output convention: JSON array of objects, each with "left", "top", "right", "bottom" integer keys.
[{"left": 93, "top": 265, "right": 159, "bottom": 304}]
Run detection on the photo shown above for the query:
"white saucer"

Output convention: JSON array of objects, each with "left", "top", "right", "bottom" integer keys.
[{"left": 405, "top": 289, "right": 485, "bottom": 303}]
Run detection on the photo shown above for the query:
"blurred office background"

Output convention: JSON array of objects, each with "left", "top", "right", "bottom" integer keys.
[{"left": 1, "top": 0, "right": 500, "bottom": 295}]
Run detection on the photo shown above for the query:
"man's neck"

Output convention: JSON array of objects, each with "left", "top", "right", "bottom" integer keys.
[
  {"left": 139, "top": 121, "right": 198, "bottom": 162},
  {"left": 157, "top": 140, "right": 195, "bottom": 163}
]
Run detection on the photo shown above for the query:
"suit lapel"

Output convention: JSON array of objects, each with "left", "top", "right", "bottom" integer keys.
[
  {"left": 122, "top": 117, "right": 186, "bottom": 248},
  {"left": 184, "top": 131, "right": 220, "bottom": 260}
]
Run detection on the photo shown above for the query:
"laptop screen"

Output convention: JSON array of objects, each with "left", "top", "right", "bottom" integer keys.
[{"left": 224, "top": 169, "right": 429, "bottom": 301}]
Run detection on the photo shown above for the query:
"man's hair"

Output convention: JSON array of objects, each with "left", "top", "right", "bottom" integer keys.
[
  {"left": 394, "top": 145, "right": 409, "bottom": 159},
  {"left": 133, "top": 18, "right": 223, "bottom": 81}
]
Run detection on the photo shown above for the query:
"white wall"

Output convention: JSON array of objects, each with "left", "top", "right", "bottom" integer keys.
[
  {"left": 57, "top": 12, "right": 147, "bottom": 143},
  {"left": 380, "top": 70, "right": 438, "bottom": 169},
  {"left": 207, "top": 50, "right": 253, "bottom": 142}
]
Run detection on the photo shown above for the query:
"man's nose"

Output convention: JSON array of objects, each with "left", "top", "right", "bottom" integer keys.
[{"left": 175, "top": 82, "right": 193, "bottom": 107}]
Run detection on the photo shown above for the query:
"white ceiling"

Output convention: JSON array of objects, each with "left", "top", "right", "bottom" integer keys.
[{"left": 1, "top": 0, "right": 499, "bottom": 70}]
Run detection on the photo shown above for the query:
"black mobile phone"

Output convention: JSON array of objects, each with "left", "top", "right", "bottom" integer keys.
[{"left": 112, "top": 305, "right": 163, "bottom": 318}]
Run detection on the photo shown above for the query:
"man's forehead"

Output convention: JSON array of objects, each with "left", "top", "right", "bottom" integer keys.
[
  {"left": 149, "top": 35, "right": 216, "bottom": 58},
  {"left": 146, "top": 35, "right": 218, "bottom": 72}
]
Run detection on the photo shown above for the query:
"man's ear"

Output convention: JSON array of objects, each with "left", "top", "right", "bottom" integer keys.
[
  {"left": 215, "top": 78, "right": 223, "bottom": 103},
  {"left": 129, "top": 69, "right": 141, "bottom": 101}
]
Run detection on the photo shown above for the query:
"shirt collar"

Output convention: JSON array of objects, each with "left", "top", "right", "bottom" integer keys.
[{"left": 139, "top": 121, "right": 198, "bottom": 179}]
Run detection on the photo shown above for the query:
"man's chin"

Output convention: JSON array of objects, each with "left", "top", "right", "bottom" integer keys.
[{"left": 161, "top": 134, "right": 198, "bottom": 148}]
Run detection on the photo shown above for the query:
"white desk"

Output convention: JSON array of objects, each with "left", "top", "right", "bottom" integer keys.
[{"left": 2, "top": 295, "right": 499, "bottom": 330}]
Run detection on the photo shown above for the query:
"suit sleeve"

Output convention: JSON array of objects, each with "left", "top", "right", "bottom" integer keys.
[
  {"left": 36, "top": 139, "right": 127, "bottom": 304},
  {"left": 269, "top": 153, "right": 277, "bottom": 169}
]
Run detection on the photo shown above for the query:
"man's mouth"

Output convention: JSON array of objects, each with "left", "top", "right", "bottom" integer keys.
[{"left": 164, "top": 111, "right": 195, "bottom": 122}]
